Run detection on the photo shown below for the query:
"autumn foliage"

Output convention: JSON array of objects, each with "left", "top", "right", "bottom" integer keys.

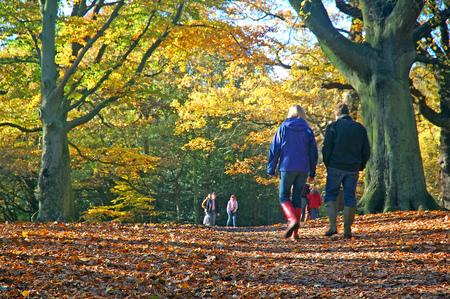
[{"left": 0, "top": 211, "right": 448, "bottom": 298}]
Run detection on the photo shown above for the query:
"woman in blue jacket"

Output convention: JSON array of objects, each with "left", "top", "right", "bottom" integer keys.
[{"left": 267, "top": 105, "right": 318, "bottom": 240}]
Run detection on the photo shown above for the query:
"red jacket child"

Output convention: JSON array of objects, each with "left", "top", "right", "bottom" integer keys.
[{"left": 307, "top": 190, "right": 322, "bottom": 209}]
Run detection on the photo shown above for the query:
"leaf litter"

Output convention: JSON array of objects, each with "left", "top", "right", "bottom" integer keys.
[{"left": 0, "top": 211, "right": 448, "bottom": 298}]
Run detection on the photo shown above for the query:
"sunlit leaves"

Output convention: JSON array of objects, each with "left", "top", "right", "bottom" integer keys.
[
  {"left": 83, "top": 182, "right": 160, "bottom": 223},
  {"left": 182, "top": 137, "right": 215, "bottom": 152}
]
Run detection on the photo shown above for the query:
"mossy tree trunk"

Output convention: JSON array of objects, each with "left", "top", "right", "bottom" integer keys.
[
  {"left": 289, "top": 0, "right": 438, "bottom": 212},
  {"left": 36, "top": 0, "right": 75, "bottom": 221},
  {"left": 358, "top": 76, "right": 437, "bottom": 211}
]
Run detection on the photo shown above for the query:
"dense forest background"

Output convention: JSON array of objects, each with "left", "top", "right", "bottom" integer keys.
[{"left": 0, "top": 0, "right": 448, "bottom": 225}]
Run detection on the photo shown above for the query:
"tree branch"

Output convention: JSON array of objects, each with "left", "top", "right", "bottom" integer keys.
[
  {"left": 414, "top": 7, "right": 450, "bottom": 41},
  {"left": 289, "top": 0, "right": 372, "bottom": 80},
  {"left": 335, "top": 0, "right": 362, "bottom": 19},
  {"left": 135, "top": 2, "right": 184, "bottom": 75},
  {"left": 273, "top": 59, "right": 293, "bottom": 70},
  {"left": 440, "top": 22, "right": 450, "bottom": 56},
  {"left": 66, "top": 96, "right": 119, "bottom": 130},
  {"left": 411, "top": 82, "right": 450, "bottom": 130},
  {"left": 0, "top": 122, "right": 41, "bottom": 133},
  {"left": 66, "top": 1, "right": 181, "bottom": 127},
  {"left": 64, "top": 74, "right": 86, "bottom": 108},
  {"left": 26, "top": 28, "right": 42, "bottom": 62},
  {"left": 386, "top": 0, "right": 424, "bottom": 35},
  {"left": 322, "top": 81, "right": 354, "bottom": 90},
  {"left": 69, "top": 141, "right": 127, "bottom": 166},
  {"left": 0, "top": 57, "right": 38, "bottom": 65},
  {"left": 94, "top": 44, "right": 108, "bottom": 64},
  {"left": 65, "top": 8, "right": 159, "bottom": 114},
  {"left": 56, "top": 0, "right": 125, "bottom": 96}
]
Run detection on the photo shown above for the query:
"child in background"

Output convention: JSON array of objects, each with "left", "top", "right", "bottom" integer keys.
[
  {"left": 307, "top": 187, "right": 322, "bottom": 220},
  {"left": 300, "top": 183, "right": 311, "bottom": 222}
]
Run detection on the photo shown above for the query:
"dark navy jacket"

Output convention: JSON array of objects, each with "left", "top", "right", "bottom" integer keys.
[
  {"left": 205, "top": 198, "right": 218, "bottom": 214},
  {"left": 267, "top": 118, "right": 318, "bottom": 177},
  {"left": 322, "top": 115, "right": 370, "bottom": 172}
]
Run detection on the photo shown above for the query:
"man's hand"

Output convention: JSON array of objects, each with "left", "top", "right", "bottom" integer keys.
[{"left": 308, "top": 176, "right": 315, "bottom": 183}]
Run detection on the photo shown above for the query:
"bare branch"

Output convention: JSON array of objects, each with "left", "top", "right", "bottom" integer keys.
[
  {"left": 440, "top": 22, "right": 450, "bottom": 56},
  {"left": 26, "top": 28, "right": 41, "bottom": 62},
  {"left": 94, "top": 44, "right": 108, "bottom": 64},
  {"left": 0, "top": 122, "right": 41, "bottom": 133},
  {"left": 66, "top": 96, "right": 119, "bottom": 130},
  {"left": 273, "top": 59, "right": 292, "bottom": 70},
  {"left": 335, "top": 0, "right": 362, "bottom": 19},
  {"left": 0, "top": 57, "right": 38, "bottom": 64},
  {"left": 322, "top": 81, "right": 354, "bottom": 90},
  {"left": 414, "top": 7, "right": 450, "bottom": 41},
  {"left": 144, "top": 62, "right": 169, "bottom": 77},
  {"left": 411, "top": 82, "right": 450, "bottom": 130}
]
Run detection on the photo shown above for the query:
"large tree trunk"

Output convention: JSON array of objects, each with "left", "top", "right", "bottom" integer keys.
[
  {"left": 357, "top": 76, "right": 438, "bottom": 212},
  {"left": 37, "top": 0, "right": 75, "bottom": 221},
  {"left": 37, "top": 125, "right": 75, "bottom": 221},
  {"left": 354, "top": 21, "right": 439, "bottom": 212}
]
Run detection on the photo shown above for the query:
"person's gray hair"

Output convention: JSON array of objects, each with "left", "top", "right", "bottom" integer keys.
[{"left": 287, "top": 105, "right": 306, "bottom": 119}]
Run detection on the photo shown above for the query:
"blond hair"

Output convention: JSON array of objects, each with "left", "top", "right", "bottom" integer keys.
[{"left": 287, "top": 105, "right": 306, "bottom": 119}]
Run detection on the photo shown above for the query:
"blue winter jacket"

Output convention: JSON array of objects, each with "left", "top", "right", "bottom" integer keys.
[{"left": 267, "top": 118, "right": 318, "bottom": 177}]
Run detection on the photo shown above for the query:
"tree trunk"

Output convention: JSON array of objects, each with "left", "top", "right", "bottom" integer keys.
[
  {"left": 37, "top": 0, "right": 75, "bottom": 221},
  {"left": 438, "top": 66, "right": 450, "bottom": 209},
  {"left": 288, "top": 0, "right": 440, "bottom": 212},
  {"left": 441, "top": 129, "right": 450, "bottom": 210},
  {"left": 37, "top": 125, "right": 75, "bottom": 221},
  {"left": 176, "top": 197, "right": 181, "bottom": 222},
  {"left": 357, "top": 75, "right": 438, "bottom": 212}
]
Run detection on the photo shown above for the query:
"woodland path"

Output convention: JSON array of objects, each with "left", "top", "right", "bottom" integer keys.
[{"left": 0, "top": 211, "right": 448, "bottom": 298}]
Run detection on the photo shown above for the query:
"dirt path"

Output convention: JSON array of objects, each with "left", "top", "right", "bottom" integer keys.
[{"left": 0, "top": 211, "right": 449, "bottom": 298}]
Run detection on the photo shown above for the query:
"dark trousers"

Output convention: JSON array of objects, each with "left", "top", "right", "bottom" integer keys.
[
  {"left": 279, "top": 171, "right": 308, "bottom": 208},
  {"left": 325, "top": 167, "right": 359, "bottom": 207}
]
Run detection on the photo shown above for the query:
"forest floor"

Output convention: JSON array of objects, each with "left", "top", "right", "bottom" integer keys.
[{"left": 0, "top": 211, "right": 449, "bottom": 298}]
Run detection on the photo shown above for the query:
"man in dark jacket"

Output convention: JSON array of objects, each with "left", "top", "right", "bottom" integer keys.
[
  {"left": 268, "top": 105, "right": 318, "bottom": 240},
  {"left": 322, "top": 103, "right": 370, "bottom": 238}
]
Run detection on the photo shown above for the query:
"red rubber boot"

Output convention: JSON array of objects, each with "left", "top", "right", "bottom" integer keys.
[
  {"left": 291, "top": 208, "right": 302, "bottom": 241},
  {"left": 280, "top": 201, "right": 299, "bottom": 238}
]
